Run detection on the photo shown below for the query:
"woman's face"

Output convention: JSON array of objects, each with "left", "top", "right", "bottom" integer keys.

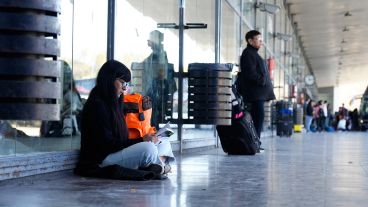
[{"left": 114, "top": 78, "right": 127, "bottom": 97}]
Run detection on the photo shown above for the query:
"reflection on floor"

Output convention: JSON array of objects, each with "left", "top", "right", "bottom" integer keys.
[{"left": 1, "top": 132, "right": 368, "bottom": 207}]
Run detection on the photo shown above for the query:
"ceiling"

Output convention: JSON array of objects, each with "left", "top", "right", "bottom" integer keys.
[{"left": 286, "top": 0, "right": 368, "bottom": 88}]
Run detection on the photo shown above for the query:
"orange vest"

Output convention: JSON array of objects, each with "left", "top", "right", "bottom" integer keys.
[{"left": 123, "top": 93, "right": 156, "bottom": 139}]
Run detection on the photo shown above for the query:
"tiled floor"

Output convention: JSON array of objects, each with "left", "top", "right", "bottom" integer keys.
[{"left": 1, "top": 132, "right": 368, "bottom": 207}]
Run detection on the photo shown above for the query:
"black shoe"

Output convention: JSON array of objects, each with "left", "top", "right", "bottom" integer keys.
[
  {"left": 139, "top": 164, "right": 170, "bottom": 180},
  {"left": 139, "top": 164, "right": 164, "bottom": 175}
]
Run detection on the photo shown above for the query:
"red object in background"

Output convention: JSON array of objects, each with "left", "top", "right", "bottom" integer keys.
[
  {"left": 76, "top": 86, "right": 90, "bottom": 95},
  {"left": 267, "top": 58, "right": 275, "bottom": 80},
  {"left": 299, "top": 93, "right": 305, "bottom": 104},
  {"left": 290, "top": 85, "right": 297, "bottom": 98}
]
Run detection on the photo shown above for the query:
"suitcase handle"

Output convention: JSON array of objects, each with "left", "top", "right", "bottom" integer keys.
[{"left": 231, "top": 84, "right": 245, "bottom": 110}]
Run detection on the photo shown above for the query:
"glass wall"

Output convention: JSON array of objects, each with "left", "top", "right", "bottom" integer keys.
[
  {"left": 183, "top": 0, "right": 216, "bottom": 140},
  {"left": 221, "top": 1, "right": 240, "bottom": 64},
  {"left": 273, "top": 0, "right": 284, "bottom": 99},
  {"left": 115, "top": 0, "right": 216, "bottom": 142},
  {"left": 242, "top": 0, "right": 255, "bottom": 26},
  {"left": 70, "top": 0, "right": 108, "bottom": 149},
  {"left": 266, "top": 0, "right": 275, "bottom": 55},
  {"left": 0, "top": 0, "right": 310, "bottom": 158},
  {"left": 0, "top": 0, "right": 107, "bottom": 157},
  {"left": 114, "top": 0, "right": 179, "bottom": 141}
]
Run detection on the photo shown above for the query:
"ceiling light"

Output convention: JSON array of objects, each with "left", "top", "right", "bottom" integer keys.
[
  {"left": 342, "top": 26, "right": 349, "bottom": 32},
  {"left": 255, "top": 2, "right": 281, "bottom": 14},
  {"left": 344, "top": 11, "right": 352, "bottom": 17}
]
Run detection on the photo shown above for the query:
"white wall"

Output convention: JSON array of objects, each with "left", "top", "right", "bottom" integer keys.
[{"left": 333, "top": 82, "right": 367, "bottom": 112}]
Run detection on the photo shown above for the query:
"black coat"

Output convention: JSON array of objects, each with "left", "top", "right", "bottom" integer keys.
[
  {"left": 76, "top": 94, "right": 142, "bottom": 171},
  {"left": 306, "top": 102, "right": 314, "bottom": 116},
  {"left": 237, "top": 44, "right": 275, "bottom": 102}
]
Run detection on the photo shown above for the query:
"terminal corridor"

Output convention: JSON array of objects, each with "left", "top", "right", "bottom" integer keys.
[{"left": 1, "top": 0, "right": 368, "bottom": 206}]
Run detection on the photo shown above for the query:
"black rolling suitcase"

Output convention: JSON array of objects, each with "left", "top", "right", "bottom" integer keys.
[
  {"left": 276, "top": 120, "right": 293, "bottom": 136},
  {"left": 275, "top": 101, "right": 293, "bottom": 137},
  {"left": 216, "top": 85, "right": 261, "bottom": 155}
]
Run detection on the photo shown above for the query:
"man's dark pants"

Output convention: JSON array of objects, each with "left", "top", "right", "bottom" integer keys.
[{"left": 247, "top": 101, "right": 265, "bottom": 138}]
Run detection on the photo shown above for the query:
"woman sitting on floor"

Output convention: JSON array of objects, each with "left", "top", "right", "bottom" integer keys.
[{"left": 74, "top": 60, "right": 174, "bottom": 180}]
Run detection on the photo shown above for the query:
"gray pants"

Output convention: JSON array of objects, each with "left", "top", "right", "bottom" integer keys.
[{"left": 100, "top": 141, "right": 175, "bottom": 169}]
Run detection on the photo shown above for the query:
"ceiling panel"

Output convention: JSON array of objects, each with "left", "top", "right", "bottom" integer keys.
[{"left": 286, "top": 0, "right": 368, "bottom": 87}]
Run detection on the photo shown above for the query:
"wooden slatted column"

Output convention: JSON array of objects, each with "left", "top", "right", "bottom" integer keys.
[
  {"left": 0, "top": 0, "right": 61, "bottom": 120},
  {"left": 188, "top": 63, "right": 232, "bottom": 125}
]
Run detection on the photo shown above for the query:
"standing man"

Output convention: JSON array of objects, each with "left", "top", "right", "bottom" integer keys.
[{"left": 237, "top": 30, "right": 276, "bottom": 143}]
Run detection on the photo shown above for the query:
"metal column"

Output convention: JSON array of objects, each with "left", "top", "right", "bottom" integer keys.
[
  {"left": 107, "top": 0, "right": 115, "bottom": 60},
  {"left": 215, "top": 0, "right": 221, "bottom": 64},
  {"left": 178, "top": 0, "right": 185, "bottom": 153}
]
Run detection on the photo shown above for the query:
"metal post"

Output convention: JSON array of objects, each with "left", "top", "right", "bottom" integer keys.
[
  {"left": 240, "top": 0, "right": 244, "bottom": 54},
  {"left": 178, "top": 0, "right": 185, "bottom": 154},
  {"left": 107, "top": 0, "right": 115, "bottom": 60},
  {"left": 215, "top": 0, "right": 221, "bottom": 64},
  {"left": 156, "top": 0, "right": 206, "bottom": 153},
  {"left": 254, "top": 0, "right": 258, "bottom": 27},
  {"left": 214, "top": 0, "right": 222, "bottom": 148}
]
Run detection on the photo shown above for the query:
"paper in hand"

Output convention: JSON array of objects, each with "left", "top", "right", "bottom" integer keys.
[{"left": 156, "top": 122, "right": 174, "bottom": 138}]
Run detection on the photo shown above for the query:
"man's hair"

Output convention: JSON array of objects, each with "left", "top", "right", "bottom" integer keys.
[{"left": 245, "top": 30, "right": 261, "bottom": 44}]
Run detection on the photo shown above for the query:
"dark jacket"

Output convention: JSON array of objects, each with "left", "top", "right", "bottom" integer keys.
[
  {"left": 75, "top": 93, "right": 143, "bottom": 176},
  {"left": 237, "top": 44, "right": 275, "bottom": 102},
  {"left": 306, "top": 102, "right": 313, "bottom": 116}
]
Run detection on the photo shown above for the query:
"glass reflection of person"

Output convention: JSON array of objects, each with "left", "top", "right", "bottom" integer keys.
[
  {"left": 40, "top": 61, "right": 83, "bottom": 137},
  {"left": 142, "top": 30, "right": 170, "bottom": 129}
]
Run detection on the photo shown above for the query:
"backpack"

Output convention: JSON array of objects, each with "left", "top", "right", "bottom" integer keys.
[{"left": 123, "top": 93, "right": 156, "bottom": 139}]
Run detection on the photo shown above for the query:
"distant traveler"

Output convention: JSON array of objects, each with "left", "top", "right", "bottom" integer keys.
[
  {"left": 314, "top": 101, "right": 324, "bottom": 132},
  {"left": 305, "top": 99, "right": 314, "bottom": 132},
  {"left": 340, "top": 103, "right": 348, "bottom": 119},
  {"left": 236, "top": 30, "right": 275, "bottom": 144},
  {"left": 322, "top": 100, "right": 328, "bottom": 129}
]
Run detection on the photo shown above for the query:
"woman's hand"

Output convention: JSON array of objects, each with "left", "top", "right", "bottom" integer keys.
[{"left": 142, "top": 134, "right": 159, "bottom": 144}]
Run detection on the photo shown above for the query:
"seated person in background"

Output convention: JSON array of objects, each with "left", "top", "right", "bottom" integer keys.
[
  {"left": 74, "top": 60, "right": 173, "bottom": 180},
  {"left": 40, "top": 61, "right": 83, "bottom": 137},
  {"left": 0, "top": 120, "right": 29, "bottom": 138},
  {"left": 60, "top": 79, "right": 83, "bottom": 136}
]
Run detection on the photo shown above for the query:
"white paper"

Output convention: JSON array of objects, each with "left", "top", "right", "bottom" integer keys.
[{"left": 156, "top": 122, "right": 174, "bottom": 138}]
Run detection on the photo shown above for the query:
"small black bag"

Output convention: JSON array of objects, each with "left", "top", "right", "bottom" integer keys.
[{"left": 216, "top": 85, "right": 261, "bottom": 155}]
